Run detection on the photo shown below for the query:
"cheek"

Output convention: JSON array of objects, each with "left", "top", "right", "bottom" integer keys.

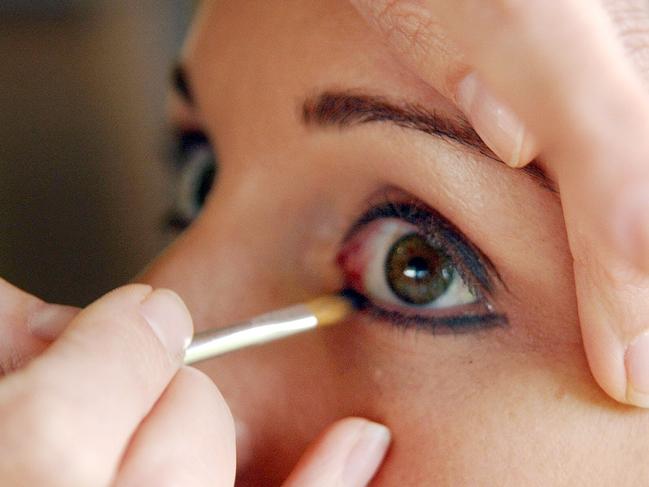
[
  {"left": 143, "top": 232, "right": 649, "bottom": 486},
  {"left": 323, "top": 323, "right": 649, "bottom": 486}
]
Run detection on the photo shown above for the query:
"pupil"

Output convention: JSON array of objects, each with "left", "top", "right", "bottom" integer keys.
[
  {"left": 403, "top": 256, "right": 430, "bottom": 280},
  {"left": 385, "top": 233, "right": 453, "bottom": 306}
]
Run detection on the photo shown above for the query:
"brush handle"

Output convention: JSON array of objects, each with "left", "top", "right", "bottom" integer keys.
[{"left": 183, "top": 304, "right": 317, "bottom": 365}]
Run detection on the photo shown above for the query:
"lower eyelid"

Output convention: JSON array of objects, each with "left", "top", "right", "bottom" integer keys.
[
  {"left": 342, "top": 287, "right": 506, "bottom": 334},
  {"left": 356, "top": 301, "right": 508, "bottom": 334}
]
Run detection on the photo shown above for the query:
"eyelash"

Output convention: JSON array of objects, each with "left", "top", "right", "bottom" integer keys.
[{"left": 339, "top": 200, "right": 507, "bottom": 333}]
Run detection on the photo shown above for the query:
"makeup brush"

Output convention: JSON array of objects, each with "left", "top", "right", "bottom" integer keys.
[{"left": 184, "top": 294, "right": 357, "bottom": 365}]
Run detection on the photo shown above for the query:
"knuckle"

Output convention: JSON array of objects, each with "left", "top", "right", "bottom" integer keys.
[
  {"left": 607, "top": 1, "right": 649, "bottom": 69},
  {"left": 371, "top": 0, "right": 440, "bottom": 56},
  {"left": 0, "top": 349, "right": 27, "bottom": 377},
  {"left": 606, "top": 0, "right": 649, "bottom": 29},
  {"left": 363, "top": 0, "right": 467, "bottom": 97}
]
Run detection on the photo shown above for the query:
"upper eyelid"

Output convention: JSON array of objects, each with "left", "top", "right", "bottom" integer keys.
[{"left": 343, "top": 197, "right": 505, "bottom": 297}]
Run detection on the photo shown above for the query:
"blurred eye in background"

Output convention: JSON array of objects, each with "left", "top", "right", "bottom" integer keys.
[{"left": 166, "top": 131, "right": 218, "bottom": 230}]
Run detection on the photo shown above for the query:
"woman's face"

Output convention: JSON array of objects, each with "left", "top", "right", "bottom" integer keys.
[{"left": 142, "top": 1, "right": 649, "bottom": 484}]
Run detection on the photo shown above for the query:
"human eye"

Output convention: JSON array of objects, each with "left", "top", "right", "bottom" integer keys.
[
  {"left": 338, "top": 197, "right": 506, "bottom": 332},
  {"left": 166, "top": 130, "right": 218, "bottom": 231}
]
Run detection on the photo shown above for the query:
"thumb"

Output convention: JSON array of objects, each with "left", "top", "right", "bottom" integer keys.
[{"left": 283, "top": 418, "right": 391, "bottom": 487}]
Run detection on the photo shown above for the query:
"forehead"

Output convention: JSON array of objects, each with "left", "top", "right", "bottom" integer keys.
[{"left": 184, "top": 0, "right": 456, "bottom": 133}]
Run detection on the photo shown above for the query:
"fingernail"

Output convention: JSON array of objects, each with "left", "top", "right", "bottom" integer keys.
[
  {"left": 615, "top": 188, "right": 649, "bottom": 274},
  {"left": 342, "top": 421, "right": 391, "bottom": 486},
  {"left": 625, "top": 332, "right": 649, "bottom": 407},
  {"left": 456, "top": 72, "right": 537, "bottom": 168},
  {"left": 139, "top": 289, "right": 193, "bottom": 358},
  {"left": 28, "top": 304, "right": 80, "bottom": 341}
]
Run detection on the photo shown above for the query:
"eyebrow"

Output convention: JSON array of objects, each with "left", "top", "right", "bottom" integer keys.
[{"left": 302, "top": 92, "right": 555, "bottom": 192}]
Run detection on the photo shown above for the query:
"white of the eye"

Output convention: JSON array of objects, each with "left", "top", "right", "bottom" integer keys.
[
  {"left": 362, "top": 219, "right": 477, "bottom": 309},
  {"left": 426, "top": 269, "right": 475, "bottom": 308},
  {"left": 176, "top": 145, "right": 215, "bottom": 221}
]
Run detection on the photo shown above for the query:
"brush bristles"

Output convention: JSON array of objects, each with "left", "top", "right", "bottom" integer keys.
[{"left": 307, "top": 295, "right": 354, "bottom": 327}]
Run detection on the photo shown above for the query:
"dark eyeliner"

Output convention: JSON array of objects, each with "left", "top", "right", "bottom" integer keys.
[
  {"left": 342, "top": 199, "right": 508, "bottom": 332},
  {"left": 343, "top": 286, "right": 506, "bottom": 332}
]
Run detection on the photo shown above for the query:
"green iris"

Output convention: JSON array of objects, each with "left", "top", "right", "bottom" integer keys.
[{"left": 385, "top": 233, "right": 454, "bottom": 305}]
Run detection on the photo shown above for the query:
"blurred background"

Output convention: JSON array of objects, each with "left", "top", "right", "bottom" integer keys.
[{"left": 0, "top": 1, "right": 196, "bottom": 305}]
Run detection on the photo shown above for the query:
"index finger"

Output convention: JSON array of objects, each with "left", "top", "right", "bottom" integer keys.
[{"left": 351, "top": 0, "right": 649, "bottom": 406}]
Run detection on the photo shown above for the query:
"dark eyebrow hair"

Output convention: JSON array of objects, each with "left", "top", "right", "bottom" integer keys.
[
  {"left": 171, "top": 63, "right": 194, "bottom": 106},
  {"left": 302, "top": 91, "right": 555, "bottom": 192}
]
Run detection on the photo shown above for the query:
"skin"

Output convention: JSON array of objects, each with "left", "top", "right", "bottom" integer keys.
[
  {"left": 0, "top": 281, "right": 389, "bottom": 487},
  {"left": 143, "top": 0, "right": 649, "bottom": 484},
  {"left": 1, "top": 0, "right": 649, "bottom": 486}
]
